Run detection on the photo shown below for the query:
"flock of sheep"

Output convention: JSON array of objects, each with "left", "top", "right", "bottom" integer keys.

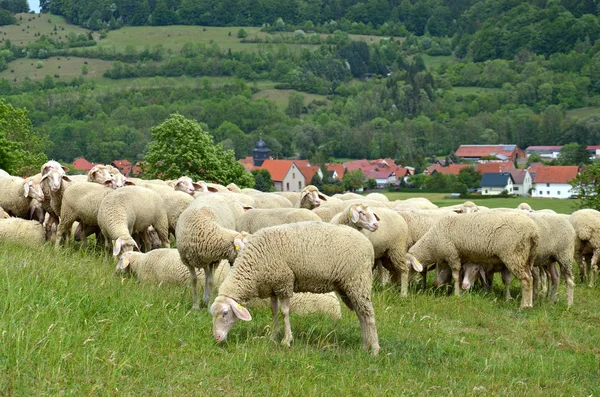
[{"left": 1, "top": 160, "right": 600, "bottom": 356}]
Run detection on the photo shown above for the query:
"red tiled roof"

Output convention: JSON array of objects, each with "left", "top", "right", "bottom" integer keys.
[
  {"left": 72, "top": 157, "right": 95, "bottom": 172},
  {"left": 293, "top": 159, "right": 310, "bottom": 168},
  {"left": 533, "top": 166, "right": 578, "bottom": 184},
  {"left": 112, "top": 159, "right": 133, "bottom": 176},
  {"left": 455, "top": 145, "right": 519, "bottom": 158},
  {"left": 476, "top": 162, "right": 515, "bottom": 174},
  {"left": 326, "top": 163, "right": 345, "bottom": 180},
  {"left": 587, "top": 145, "right": 600, "bottom": 150},
  {"left": 528, "top": 162, "right": 544, "bottom": 171},
  {"left": 510, "top": 169, "right": 529, "bottom": 184},
  {"left": 298, "top": 165, "right": 319, "bottom": 184},
  {"left": 343, "top": 159, "right": 372, "bottom": 172},
  {"left": 428, "top": 164, "right": 471, "bottom": 176},
  {"left": 365, "top": 170, "right": 395, "bottom": 179},
  {"left": 259, "top": 159, "right": 301, "bottom": 182}
]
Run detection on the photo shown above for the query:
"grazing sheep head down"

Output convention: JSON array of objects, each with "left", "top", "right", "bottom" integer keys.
[
  {"left": 112, "top": 236, "right": 140, "bottom": 256},
  {"left": 210, "top": 296, "right": 252, "bottom": 342},
  {"left": 115, "top": 251, "right": 133, "bottom": 274},
  {"left": 23, "top": 180, "right": 44, "bottom": 201},
  {"left": 40, "top": 169, "right": 71, "bottom": 192},
  {"left": 461, "top": 263, "right": 486, "bottom": 290},
  {"left": 300, "top": 185, "right": 327, "bottom": 208},
  {"left": 348, "top": 204, "right": 380, "bottom": 232},
  {"left": 233, "top": 231, "right": 250, "bottom": 254}
]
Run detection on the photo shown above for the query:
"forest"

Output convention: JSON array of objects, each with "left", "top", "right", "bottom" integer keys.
[{"left": 0, "top": 0, "right": 599, "bottom": 170}]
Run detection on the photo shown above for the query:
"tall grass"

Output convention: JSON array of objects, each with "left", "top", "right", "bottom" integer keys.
[{"left": 1, "top": 241, "right": 599, "bottom": 395}]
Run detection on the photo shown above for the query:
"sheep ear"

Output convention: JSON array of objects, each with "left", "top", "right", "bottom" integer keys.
[
  {"left": 408, "top": 254, "right": 423, "bottom": 272},
  {"left": 242, "top": 205, "right": 253, "bottom": 211},
  {"left": 124, "top": 180, "right": 135, "bottom": 186},
  {"left": 103, "top": 180, "right": 114, "bottom": 187},
  {"left": 226, "top": 297, "right": 252, "bottom": 321},
  {"left": 207, "top": 186, "right": 219, "bottom": 192},
  {"left": 479, "top": 267, "right": 487, "bottom": 284},
  {"left": 350, "top": 207, "right": 360, "bottom": 223},
  {"left": 452, "top": 208, "right": 462, "bottom": 214},
  {"left": 61, "top": 166, "right": 69, "bottom": 173},
  {"left": 116, "top": 256, "right": 130, "bottom": 271},
  {"left": 62, "top": 175, "right": 72, "bottom": 183},
  {"left": 373, "top": 212, "right": 381, "bottom": 221},
  {"left": 192, "top": 182, "right": 202, "bottom": 191},
  {"left": 133, "top": 240, "right": 141, "bottom": 252},
  {"left": 23, "top": 182, "right": 30, "bottom": 198},
  {"left": 112, "top": 239, "right": 122, "bottom": 256},
  {"left": 318, "top": 193, "right": 327, "bottom": 201}
]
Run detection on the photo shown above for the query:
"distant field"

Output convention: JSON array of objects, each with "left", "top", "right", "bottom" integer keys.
[
  {"left": 384, "top": 192, "right": 578, "bottom": 214},
  {"left": 0, "top": 57, "right": 114, "bottom": 82},
  {"left": 252, "top": 89, "right": 330, "bottom": 110},
  {"left": 0, "top": 13, "right": 89, "bottom": 47},
  {"left": 420, "top": 54, "right": 455, "bottom": 70},
  {"left": 253, "top": 30, "right": 404, "bottom": 45},
  {"left": 566, "top": 106, "right": 600, "bottom": 119}
]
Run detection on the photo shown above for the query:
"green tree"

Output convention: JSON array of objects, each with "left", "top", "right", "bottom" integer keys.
[
  {"left": 526, "top": 152, "right": 542, "bottom": 166},
  {"left": 237, "top": 28, "right": 248, "bottom": 38},
  {"left": 285, "top": 92, "right": 305, "bottom": 118},
  {"left": 0, "top": 100, "right": 47, "bottom": 176},
  {"left": 343, "top": 169, "right": 365, "bottom": 191},
  {"left": 457, "top": 167, "right": 482, "bottom": 189},
  {"left": 251, "top": 169, "right": 274, "bottom": 192},
  {"left": 310, "top": 171, "right": 323, "bottom": 190},
  {"left": 570, "top": 163, "right": 600, "bottom": 209},
  {"left": 144, "top": 113, "right": 254, "bottom": 187},
  {"left": 558, "top": 143, "right": 591, "bottom": 166}
]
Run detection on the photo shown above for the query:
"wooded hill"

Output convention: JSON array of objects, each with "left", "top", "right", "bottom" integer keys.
[{"left": 1, "top": 0, "right": 599, "bottom": 169}]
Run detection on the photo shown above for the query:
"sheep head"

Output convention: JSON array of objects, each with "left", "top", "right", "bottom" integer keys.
[
  {"left": 41, "top": 160, "right": 68, "bottom": 176},
  {"left": 174, "top": 176, "right": 205, "bottom": 195},
  {"left": 210, "top": 296, "right": 252, "bottom": 342},
  {"left": 348, "top": 204, "right": 379, "bottom": 232},
  {"left": 115, "top": 251, "right": 133, "bottom": 274},
  {"left": 112, "top": 236, "right": 140, "bottom": 256},
  {"left": 41, "top": 168, "right": 71, "bottom": 192},
  {"left": 299, "top": 185, "right": 327, "bottom": 209}
]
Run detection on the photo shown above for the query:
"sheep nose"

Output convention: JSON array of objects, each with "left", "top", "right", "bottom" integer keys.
[
  {"left": 462, "top": 282, "right": 470, "bottom": 290},
  {"left": 433, "top": 280, "right": 440, "bottom": 287}
]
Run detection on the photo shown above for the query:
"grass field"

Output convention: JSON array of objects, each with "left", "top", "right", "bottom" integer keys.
[
  {"left": 252, "top": 89, "right": 330, "bottom": 110},
  {"left": 451, "top": 86, "right": 502, "bottom": 97},
  {"left": 566, "top": 106, "right": 600, "bottom": 119},
  {"left": 384, "top": 192, "right": 578, "bottom": 214},
  {"left": 0, "top": 13, "right": 89, "bottom": 47},
  {"left": 420, "top": 54, "right": 455, "bottom": 70},
  {"left": 0, "top": 56, "right": 114, "bottom": 82},
  {"left": 1, "top": 233, "right": 598, "bottom": 395}
]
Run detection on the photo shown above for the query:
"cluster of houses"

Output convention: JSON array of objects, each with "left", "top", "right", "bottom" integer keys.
[{"left": 70, "top": 143, "right": 586, "bottom": 199}]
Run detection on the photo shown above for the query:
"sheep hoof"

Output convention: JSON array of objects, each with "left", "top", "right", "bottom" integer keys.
[
  {"left": 192, "top": 304, "right": 201, "bottom": 311},
  {"left": 281, "top": 338, "right": 292, "bottom": 348}
]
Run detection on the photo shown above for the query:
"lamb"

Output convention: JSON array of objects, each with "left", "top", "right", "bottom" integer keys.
[
  {"left": 449, "top": 262, "right": 513, "bottom": 301},
  {"left": 237, "top": 208, "right": 321, "bottom": 233},
  {"left": 332, "top": 204, "right": 421, "bottom": 297},
  {"left": 0, "top": 175, "right": 45, "bottom": 219},
  {"left": 176, "top": 194, "right": 250, "bottom": 309},
  {"left": 0, "top": 217, "right": 46, "bottom": 246},
  {"left": 211, "top": 221, "right": 380, "bottom": 355},
  {"left": 97, "top": 186, "right": 170, "bottom": 257},
  {"left": 407, "top": 211, "right": 539, "bottom": 309},
  {"left": 569, "top": 209, "right": 600, "bottom": 286}
]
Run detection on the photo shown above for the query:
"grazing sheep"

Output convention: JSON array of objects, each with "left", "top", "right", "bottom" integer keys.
[
  {"left": 332, "top": 204, "right": 420, "bottom": 297},
  {"left": 452, "top": 262, "right": 513, "bottom": 301},
  {"left": 211, "top": 221, "right": 380, "bottom": 355},
  {"left": 333, "top": 192, "right": 364, "bottom": 201},
  {"left": 0, "top": 175, "right": 45, "bottom": 219},
  {"left": 569, "top": 209, "right": 600, "bottom": 286},
  {"left": 365, "top": 192, "right": 389, "bottom": 202},
  {"left": 97, "top": 186, "right": 170, "bottom": 257},
  {"left": 407, "top": 211, "right": 539, "bottom": 309},
  {"left": 176, "top": 194, "right": 250, "bottom": 309},
  {"left": 0, "top": 218, "right": 46, "bottom": 246},
  {"left": 237, "top": 208, "right": 321, "bottom": 233},
  {"left": 313, "top": 203, "right": 346, "bottom": 222}
]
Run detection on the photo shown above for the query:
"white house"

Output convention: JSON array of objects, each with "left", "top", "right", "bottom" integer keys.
[
  {"left": 364, "top": 170, "right": 397, "bottom": 188},
  {"left": 510, "top": 169, "right": 532, "bottom": 197},
  {"left": 480, "top": 172, "right": 514, "bottom": 195},
  {"left": 259, "top": 159, "right": 306, "bottom": 192},
  {"left": 531, "top": 166, "right": 579, "bottom": 199}
]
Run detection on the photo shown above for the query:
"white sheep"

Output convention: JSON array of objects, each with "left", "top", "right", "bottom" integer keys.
[
  {"left": 333, "top": 192, "right": 365, "bottom": 201},
  {"left": 569, "top": 209, "right": 600, "bottom": 286},
  {"left": 0, "top": 175, "right": 45, "bottom": 219},
  {"left": 364, "top": 192, "right": 389, "bottom": 202},
  {"left": 332, "top": 203, "right": 421, "bottom": 297},
  {"left": 97, "top": 186, "right": 170, "bottom": 257},
  {"left": 211, "top": 221, "right": 380, "bottom": 354},
  {"left": 296, "top": 185, "right": 327, "bottom": 209},
  {"left": 176, "top": 194, "right": 250, "bottom": 309},
  {"left": 407, "top": 211, "right": 539, "bottom": 309},
  {"left": 0, "top": 206, "right": 8, "bottom": 218},
  {"left": 245, "top": 191, "right": 294, "bottom": 208},
  {"left": 0, "top": 217, "right": 46, "bottom": 246},
  {"left": 237, "top": 208, "right": 321, "bottom": 233}
]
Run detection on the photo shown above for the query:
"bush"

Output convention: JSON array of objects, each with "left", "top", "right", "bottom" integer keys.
[
  {"left": 35, "top": 61, "right": 43, "bottom": 69},
  {"left": 237, "top": 28, "right": 248, "bottom": 39}
]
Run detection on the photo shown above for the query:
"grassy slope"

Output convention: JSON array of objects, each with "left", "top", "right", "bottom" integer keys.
[
  {"left": 0, "top": 56, "right": 114, "bottom": 82},
  {"left": 252, "top": 89, "right": 330, "bottom": 110},
  {"left": 566, "top": 106, "right": 600, "bottom": 119},
  {"left": 0, "top": 13, "right": 89, "bottom": 47},
  {"left": 1, "top": 230, "right": 598, "bottom": 395}
]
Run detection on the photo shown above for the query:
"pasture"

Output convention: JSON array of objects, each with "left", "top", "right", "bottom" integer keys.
[
  {"left": 0, "top": 57, "right": 114, "bottom": 82},
  {"left": 252, "top": 89, "right": 330, "bottom": 110},
  {"left": 1, "top": 236, "right": 598, "bottom": 395},
  {"left": 566, "top": 106, "right": 600, "bottom": 120},
  {"left": 0, "top": 13, "right": 89, "bottom": 47}
]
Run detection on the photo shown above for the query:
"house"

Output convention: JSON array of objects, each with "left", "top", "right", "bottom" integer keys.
[
  {"left": 426, "top": 163, "right": 471, "bottom": 176},
  {"left": 258, "top": 159, "right": 306, "bottom": 192},
  {"left": 510, "top": 169, "right": 532, "bottom": 197},
  {"left": 297, "top": 164, "right": 322, "bottom": 186},
  {"left": 480, "top": 172, "right": 515, "bottom": 195},
  {"left": 531, "top": 166, "right": 579, "bottom": 199},
  {"left": 364, "top": 170, "right": 397, "bottom": 188},
  {"left": 72, "top": 157, "right": 95, "bottom": 173},
  {"left": 342, "top": 159, "right": 372, "bottom": 172},
  {"left": 525, "top": 146, "right": 563, "bottom": 160},
  {"left": 111, "top": 159, "right": 132, "bottom": 176},
  {"left": 325, "top": 163, "right": 345, "bottom": 180},
  {"left": 475, "top": 162, "right": 515, "bottom": 174},
  {"left": 455, "top": 145, "right": 526, "bottom": 163}
]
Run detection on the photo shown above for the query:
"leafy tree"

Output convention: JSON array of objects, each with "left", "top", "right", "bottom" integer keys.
[
  {"left": 526, "top": 152, "right": 542, "bottom": 166},
  {"left": 144, "top": 113, "right": 254, "bottom": 187},
  {"left": 366, "top": 178, "right": 377, "bottom": 190},
  {"left": 457, "top": 167, "right": 482, "bottom": 189},
  {"left": 0, "top": 100, "right": 47, "bottom": 176},
  {"left": 0, "top": 9, "right": 16, "bottom": 26},
  {"left": 309, "top": 171, "right": 322, "bottom": 190},
  {"left": 558, "top": 143, "right": 591, "bottom": 165},
  {"left": 570, "top": 163, "right": 600, "bottom": 209},
  {"left": 251, "top": 169, "right": 274, "bottom": 192},
  {"left": 285, "top": 92, "right": 305, "bottom": 118},
  {"left": 237, "top": 28, "right": 248, "bottom": 39},
  {"left": 343, "top": 169, "right": 365, "bottom": 191}
]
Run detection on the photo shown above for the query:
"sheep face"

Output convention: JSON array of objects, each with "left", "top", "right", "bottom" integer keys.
[
  {"left": 112, "top": 237, "right": 139, "bottom": 256},
  {"left": 41, "top": 160, "right": 68, "bottom": 176},
  {"left": 210, "top": 296, "right": 252, "bottom": 342},
  {"left": 461, "top": 263, "right": 486, "bottom": 290},
  {"left": 349, "top": 204, "right": 379, "bottom": 232},
  {"left": 433, "top": 263, "right": 452, "bottom": 288},
  {"left": 233, "top": 232, "right": 250, "bottom": 255},
  {"left": 174, "top": 176, "right": 205, "bottom": 195},
  {"left": 115, "top": 252, "right": 132, "bottom": 274},
  {"left": 23, "top": 180, "right": 44, "bottom": 201},
  {"left": 88, "top": 165, "right": 113, "bottom": 185},
  {"left": 42, "top": 169, "right": 70, "bottom": 192},
  {"left": 300, "top": 185, "right": 327, "bottom": 209}
]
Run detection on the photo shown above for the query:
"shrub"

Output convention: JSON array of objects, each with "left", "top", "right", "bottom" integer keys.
[
  {"left": 237, "top": 28, "right": 248, "bottom": 39},
  {"left": 35, "top": 61, "right": 43, "bottom": 69}
]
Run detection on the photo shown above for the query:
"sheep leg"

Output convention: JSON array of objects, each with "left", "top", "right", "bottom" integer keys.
[
  {"left": 420, "top": 267, "right": 428, "bottom": 290},
  {"left": 578, "top": 253, "right": 588, "bottom": 283},
  {"left": 512, "top": 265, "right": 533, "bottom": 309},
  {"left": 450, "top": 261, "right": 461, "bottom": 296},
  {"left": 548, "top": 263, "right": 559, "bottom": 303},
  {"left": 501, "top": 269, "right": 513, "bottom": 301},
  {"left": 280, "top": 296, "right": 293, "bottom": 347},
  {"left": 354, "top": 302, "right": 379, "bottom": 355},
  {"left": 531, "top": 267, "right": 540, "bottom": 298},
  {"left": 556, "top": 256, "right": 575, "bottom": 308},
  {"left": 203, "top": 263, "right": 215, "bottom": 306},
  {"left": 189, "top": 266, "right": 200, "bottom": 310},
  {"left": 589, "top": 250, "right": 599, "bottom": 288},
  {"left": 270, "top": 297, "right": 279, "bottom": 342}
]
